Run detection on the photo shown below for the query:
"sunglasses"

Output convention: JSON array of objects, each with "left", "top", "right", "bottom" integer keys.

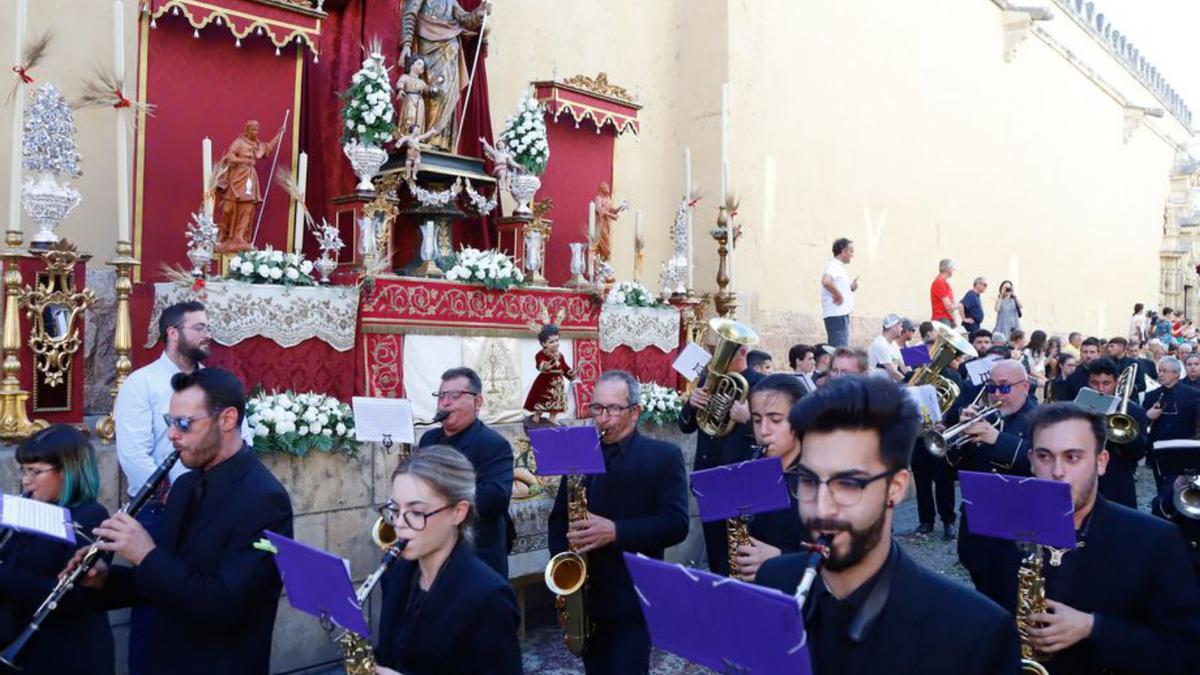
[
  {"left": 162, "top": 412, "right": 219, "bottom": 433},
  {"left": 984, "top": 381, "right": 1025, "bottom": 395}
]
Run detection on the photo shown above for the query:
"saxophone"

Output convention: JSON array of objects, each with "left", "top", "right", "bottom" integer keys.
[
  {"left": 338, "top": 518, "right": 405, "bottom": 675},
  {"left": 727, "top": 445, "right": 765, "bottom": 577},
  {"left": 544, "top": 474, "right": 591, "bottom": 655},
  {"left": 1015, "top": 545, "right": 1051, "bottom": 675}
]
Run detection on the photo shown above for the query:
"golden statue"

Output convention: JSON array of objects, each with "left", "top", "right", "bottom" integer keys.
[{"left": 399, "top": 0, "right": 491, "bottom": 152}]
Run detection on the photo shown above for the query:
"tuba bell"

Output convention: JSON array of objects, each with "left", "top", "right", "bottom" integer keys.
[
  {"left": 1173, "top": 475, "right": 1200, "bottom": 519},
  {"left": 1105, "top": 365, "right": 1140, "bottom": 445},
  {"left": 696, "top": 318, "right": 759, "bottom": 438},
  {"left": 910, "top": 322, "right": 977, "bottom": 415}
]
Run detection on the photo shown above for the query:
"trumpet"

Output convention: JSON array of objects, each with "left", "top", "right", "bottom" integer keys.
[
  {"left": 1173, "top": 475, "right": 1200, "bottom": 520},
  {"left": 921, "top": 401, "right": 1003, "bottom": 459}
]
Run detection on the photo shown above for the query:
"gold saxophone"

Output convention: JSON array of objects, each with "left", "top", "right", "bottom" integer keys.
[
  {"left": 338, "top": 518, "right": 404, "bottom": 675},
  {"left": 545, "top": 474, "right": 591, "bottom": 655},
  {"left": 1015, "top": 545, "right": 1051, "bottom": 675},
  {"left": 696, "top": 318, "right": 760, "bottom": 438},
  {"left": 727, "top": 445, "right": 765, "bottom": 577}
]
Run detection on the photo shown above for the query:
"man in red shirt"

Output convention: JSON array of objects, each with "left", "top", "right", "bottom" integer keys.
[{"left": 930, "top": 258, "right": 958, "bottom": 327}]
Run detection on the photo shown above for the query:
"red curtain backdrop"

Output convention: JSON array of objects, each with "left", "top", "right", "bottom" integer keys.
[
  {"left": 599, "top": 346, "right": 679, "bottom": 389},
  {"left": 302, "top": 0, "right": 495, "bottom": 261},
  {"left": 135, "top": 15, "right": 298, "bottom": 279},
  {"left": 206, "top": 337, "right": 356, "bottom": 400}
]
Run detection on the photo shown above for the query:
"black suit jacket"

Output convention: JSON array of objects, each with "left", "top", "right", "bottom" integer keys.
[
  {"left": 747, "top": 467, "right": 809, "bottom": 555},
  {"left": 548, "top": 430, "right": 689, "bottom": 622},
  {"left": 375, "top": 541, "right": 521, "bottom": 674},
  {"left": 0, "top": 501, "right": 113, "bottom": 675},
  {"left": 1147, "top": 383, "right": 1200, "bottom": 444},
  {"left": 102, "top": 446, "right": 293, "bottom": 675},
  {"left": 951, "top": 396, "right": 1038, "bottom": 475},
  {"left": 1098, "top": 400, "right": 1149, "bottom": 508},
  {"left": 419, "top": 419, "right": 513, "bottom": 577},
  {"left": 977, "top": 497, "right": 1200, "bottom": 674},
  {"left": 1063, "top": 366, "right": 1090, "bottom": 403},
  {"left": 756, "top": 544, "right": 1019, "bottom": 674}
]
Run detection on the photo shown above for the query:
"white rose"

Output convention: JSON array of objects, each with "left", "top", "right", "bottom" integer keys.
[
  {"left": 257, "top": 264, "right": 270, "bottom": 277},
  {"left": 254, "top": 424, "right": 270, "bottom": 437},
  {"left": 276, "top": 421, "right": 295, "bottom": 435},
  {"left": 286, "top": 267, "right": 299, "bottom": 280},
  {"left": 300, "top": 260, "right": 314, "bottom": 274},
  {"left": 322, "top": 429, "right": 333, "bottom": 437},
  {"left": 357, "top": 124, "right": 366, "bottom": 133},
  {"left": 240, "top": 262, "right": 254, "bottom": 275},
  {"left": 271, "top": 250, "right": 284, "bottom": 263},
  {"left": 260, "top": 408, "right": 275, "bottom": 421},
  {"left": 335, "top": 423, "right": 347, "bottom": 436},
  {"left": 270, "top": 267, "right": 283, "bottom": 280},
  {"left": 446, "top": 269, "right": 459, "bottom": 281},
  {"left": 230, "top": 256, "right": 242, "bottom": 268},
  {"left": 298, "top": 425, "right": 310, "bottom": 436}
]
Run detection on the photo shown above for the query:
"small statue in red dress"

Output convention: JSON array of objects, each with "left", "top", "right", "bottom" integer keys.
[{"left": 523, "top": 311, "right": 575, "bottom": 426}]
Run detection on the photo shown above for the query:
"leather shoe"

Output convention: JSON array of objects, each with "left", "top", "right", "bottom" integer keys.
[
  {"left": 914, "top": 522, "right": 934, "bottom": 535},
  {"left": 943, "top": 523, "right": 957, "bottom": 541}
]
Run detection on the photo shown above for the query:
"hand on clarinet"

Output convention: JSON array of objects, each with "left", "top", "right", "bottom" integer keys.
[
  {"left": 62, "top": 549, "right": 109, "bottom": 590},
  {"left": 93, "top": 512, "right": 157, "bottom": 566},
  {"left": 732, "top": 537, "right": 781, "bottom": 581},
  {"left": 567, "top": 512, "right": 616, "bottom": 554}
]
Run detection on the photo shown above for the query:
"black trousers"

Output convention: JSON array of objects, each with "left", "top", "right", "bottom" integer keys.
[
  {"left": 911, "top": 442, "right": 957, "bottom": 525},
  {"left": 582, "top": 614, "right": 651, "bottom": 675}
]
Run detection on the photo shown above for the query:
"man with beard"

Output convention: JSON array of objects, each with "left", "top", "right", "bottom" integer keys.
[
  {"left": 1086, "top": 358, "right": 1148, "bottom": 508},
  {"left": 79, "top": 368, "right": 294, "bottom": 674},
  {"left": 974, "top": 404, "right": 1200, "bottom": 674},
  {"left": 755, "top": 376, "right": 1019, "bottom": 674},
  {"left": 1062, "top": 337, "right": 1102, "bottom": 401}
]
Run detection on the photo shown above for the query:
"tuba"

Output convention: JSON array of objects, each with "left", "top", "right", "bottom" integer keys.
[
  {"left": 1173, "top": 475, "right": 1200, "bottom": 519},
  {"left": 1014, "top": 544, "right": 1051, "bottom": 675},
  {"left": 696, "top": 318, "right": 759, "bottom": 438},
  {"left": 545, "top": 474, "right": 591, "bottom": 655},
  {"left": 910, "top": 322, "right": 977, "bottom": 415},
  {"left": 1105, "top": 365, "right": 1140, "bottom": 445},
  {"left": 337, "top": 523, "right": 407, "bottom": 675}
]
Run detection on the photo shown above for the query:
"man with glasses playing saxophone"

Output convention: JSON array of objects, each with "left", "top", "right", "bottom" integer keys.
[
  {"left": 949, "top": 359, "right": 1039, "bottom": 594},
  {"left": 974, "top": 403, "right": 1200, "bottom": 674},
  {"left": 548, "top": 370, "right": 689, "bottom": 675}
]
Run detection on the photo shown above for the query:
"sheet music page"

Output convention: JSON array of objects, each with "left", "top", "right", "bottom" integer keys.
[
  {"left": 673, "top": 342, "right": 712, "bottom": 381},
  {"left": 0, "top": 494, "right": 72, "bottom": 542},
  {"left": 965, "top": 354, "right": 1000, "bottom": 385},
  {"left": 352, "top": 397, "right": 415, "bottom": 444}
]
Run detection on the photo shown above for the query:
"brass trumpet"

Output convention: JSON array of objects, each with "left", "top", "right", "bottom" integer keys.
[
  {"left": 921, "top": 402, "right": 1003, "bottom": 458},
  {"left": 1173, "top": 475, "right": 1200, "bottom": 520}
]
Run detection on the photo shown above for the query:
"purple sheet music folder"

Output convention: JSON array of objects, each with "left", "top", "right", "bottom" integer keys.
[
  {"left": 528, "top": 425, "right": 606, "bottom": 476},
  {"left": 959, "top": 471, "right": 1076, "bottom": 549},
  {"left": 265, "top": 531, "right": 369, "bottom": 638},
  {"left": 691, "top": 457, "right": 791, "bottom": 522},
  {"left": 901, "top": 345, "right": 933, "bottom": 368},
  {"left": 624, "top": 553, "right": 812, "bottom": 674}
]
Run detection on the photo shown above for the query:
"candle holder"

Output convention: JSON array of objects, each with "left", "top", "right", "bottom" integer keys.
[
  {"left": 95, "top": 240, "right": 139, "bottom": 445},
  {"left": 564, "top": 242, "right": 589, "bottom": 289},
  {"left": 710, "top": 207, "right": 738, "bottom": 319},
  {"left": 414, "top": 221, "right": 443, "bottom": 278},
  {"left": 0, "top": 231, "right": 47, "bottom": 441}
]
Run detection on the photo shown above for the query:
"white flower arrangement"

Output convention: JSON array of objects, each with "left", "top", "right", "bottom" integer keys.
[
  {"left": 339, "top": 45, "right": 395, "bottom": 148},
  {"left": 638, "top": 381, "right": 683, "bottom": 426},
  {"left": 247, "top": 390, "right": 359, "bottom": 457},
  {"left": 224, "top": 246, "right": 317, "bottom": 287},
  {"left": 604, "top": 280, "right": 662, "bottom": 308},
  {"left": 444, "top": 246, "right": 526, "bottom": 291},
  {"left": 498, "top": 92, "right": 549, "bottom": 175}
]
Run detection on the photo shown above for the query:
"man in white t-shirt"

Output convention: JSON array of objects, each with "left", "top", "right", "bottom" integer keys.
[
  {"left": 820, "top": 237, "right": 858, "bottom": 347},
  {"left": 868, "top": 314, "right": 906, "bottom": 382}
]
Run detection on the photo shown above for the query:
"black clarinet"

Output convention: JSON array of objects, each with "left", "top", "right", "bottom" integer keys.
[
  {"left": 792, "top": 534, "right": 833, "bottom": 612},
  {"left": 0, "top": 450, "right": 181, "bottom": 668}
]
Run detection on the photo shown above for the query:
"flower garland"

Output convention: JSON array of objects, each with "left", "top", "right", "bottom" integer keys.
[
  {"left": 499, "top": 92, "right": 549, "bottom": 175},
  {"left": 224, "top": 247, "right": 317, "bottom": 286},
  {"left": 340, "top": 45, "right": 395, "bottom": 148},
  {"left": 639, "top": 381, "right": 683, "bottom": 426},
  {"left": 444, "top": 246, "right": 525, "bottom": 291},
  {"left": 605, "top": 280, "right": 662, "bottom": 308},
  {"left": 248, "top": 390, "right": 359, "bottom": 457}
]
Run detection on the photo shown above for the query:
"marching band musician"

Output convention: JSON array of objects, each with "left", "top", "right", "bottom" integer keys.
[
  {"left": 418, "top": 367, "right": 515, "bottom": 577},
  {"left": 949, "top": 358, "right": 1038, "bottom": 592},
  {"left": 549, "top": 370, "right": 689, "bottom": 675},
  {"left": 1085, "top": 357, "right": 1148, "bottom": 508},
  {"left": 374, "top": 445, "right": 522, "bottom": 675},
  {"left": 754, "top": 376, "right": 1019, "bottom": 674},
  {"left": 1146, "top": 357, "right": 1200, "bottom": 463},
  {"left": 974, "top": 404, "right": 1200, "bottom": 674},
  {"left": 75, "top": 368, "right": 293, "bottom": 675},
  {"left": 729, "top": 374, "right": 811, "bottom": 581},
  {"left": 0, "top": 426, "right": 113, "bottom": 675},
  {"left": 678, "top": 344, "right": 763, "bottom": 575}
]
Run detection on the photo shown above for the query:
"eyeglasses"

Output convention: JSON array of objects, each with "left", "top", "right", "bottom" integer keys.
[
  {"left": 377, "top": 500, "right": 452, "bottom": 531},
  {"left": 794, "top": 469, "right": 897, "bottom": 507},
  {"left": 984, "top": 380, "right": 1026, "bottom": 395},
  {"left": 432, "top": 390, "right": 478, "bottom": 402},
  {"left": 162, "top": 412, "right": 219, "bottom": 433},
  {"left": 17, "top": 466, "right": 58, "bottom": 480},
  {"left": 183, "top": 323, "right": 212, "bottom": 335},
  {"left": 587, "top": 403, "right": 634, "bottom": 417}
]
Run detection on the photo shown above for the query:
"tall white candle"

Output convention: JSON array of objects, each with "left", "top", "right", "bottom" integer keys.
[
  {"left": 201, "top": 137, "right": 213, "bottom": 218},
  {"left": 719, "top": 83, "right": 729, "bottom": 207},
  {"left": 294, "top": 152, "right": 308, "bottom": 253},
  {"left": 635, "top": 209, "right": 643, "bottom": 245},
  {"left": 587, "top": 201, "right": 596, "bottom": 242},
  {"left": 684, "top": 147, "right": 692, "bottom": 198},
  {"left": 7, "top": 0, "right": 28, "bottom": 235},
  {"left": 114, "top": 0, "right": 130, "bottom": 242}
]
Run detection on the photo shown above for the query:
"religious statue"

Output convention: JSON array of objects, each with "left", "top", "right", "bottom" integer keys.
[
  {"left": 479, "top": 136, "right": 520, "bottom": 193},
  {"left": 395, "top": 57, "right": 442, "bottom": 136},
  {"left": 399, "top": 0, "right": 492, "bottom": 152},
  {"left": 522, "top": 308, "right": 575, "bottom": 426},
  {"left": 214, "top": 120, "right": 284, "bottom": 253},
  {"left": 397, "top": 124, "right": 437, "bottom": 181},
  {"left": 591, "top": 181, "right": 628, "bottom": 263}
]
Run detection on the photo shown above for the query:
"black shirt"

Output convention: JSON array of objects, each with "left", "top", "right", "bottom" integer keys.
[{"left": 810, "top": 544, "right": 895, "bottom": 675}]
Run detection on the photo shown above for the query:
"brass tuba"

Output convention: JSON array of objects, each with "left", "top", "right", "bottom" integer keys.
[
  {"left": 1106, "top": 365, "right": 1140, "bottom": 445},
  {"left": 545, "top": 474, "right": 591, "bottom": 655},
  {"left": 696, "top": 318, "right": 760, "bottom": 438},
  {"left": 910, "top": 322, "right": 977, "bottom": 415},
  {"left": 1014, "top": 544, "right": 1051, "bottom": 675}
]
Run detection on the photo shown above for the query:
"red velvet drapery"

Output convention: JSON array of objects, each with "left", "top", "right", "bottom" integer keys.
[{"left": 301, "top": 0, "right": 496, "bottom": 257}]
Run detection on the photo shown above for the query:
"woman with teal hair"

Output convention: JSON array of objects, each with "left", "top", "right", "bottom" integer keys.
[{"left": 0, "top": 425, "right": 114, "bottom": 674}]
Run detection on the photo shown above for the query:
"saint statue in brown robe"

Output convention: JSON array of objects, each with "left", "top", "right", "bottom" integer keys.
[{"left": 214, "top": 120, "right": 283, "bottom": 253}]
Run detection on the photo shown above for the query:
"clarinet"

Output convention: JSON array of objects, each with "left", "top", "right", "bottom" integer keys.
[
  {"left": 793, "top": 534, "right": 833, "bottom": 612},
  {"left": 0, "top": 450, "right": 181, "bottom": 668}
]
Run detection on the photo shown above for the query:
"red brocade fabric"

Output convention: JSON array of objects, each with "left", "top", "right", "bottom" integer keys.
[
  {"left": 600, "top": 345, "right": 679, "bottom": 388},
  {"left": 205, "top": 337, "right": 357, "bottom": 400}
]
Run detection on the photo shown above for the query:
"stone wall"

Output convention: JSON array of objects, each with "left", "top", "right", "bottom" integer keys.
[{"left": 0, "top": 419, "right": 699, "bottom": 675}]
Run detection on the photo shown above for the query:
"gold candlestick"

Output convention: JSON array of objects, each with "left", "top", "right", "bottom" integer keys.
[
  {"left": 711, "top": 207, "right": 737, "bottom": 319},
  {"left": 95, "top": 241, "right": 140, "bottom": 445},
  {"left": 0, "top": 231, "right": 45, "bottom": 441}
]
